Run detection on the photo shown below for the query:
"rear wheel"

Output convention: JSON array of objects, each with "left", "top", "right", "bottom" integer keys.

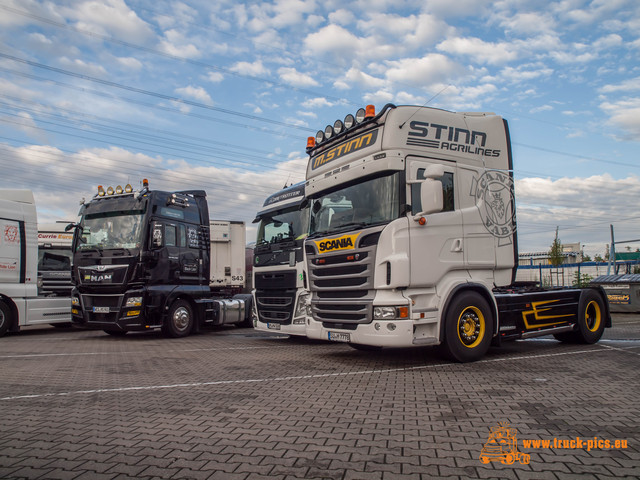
[
  {"left": 574, "top": 290, "right": 606, "bottom": 344},
  {"left": 163, "top": 300, "right": 193, "bottom": 338},
  {"left": 441, "top": 291, "right": 494, "bottom": 362},
  {"left": 0, "top": 300, "right": 12, "bottom": 337}
]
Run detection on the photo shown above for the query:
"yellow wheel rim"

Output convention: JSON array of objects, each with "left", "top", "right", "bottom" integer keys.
[
  {"left": 457, "top": 306, "right": 485, "bottom": 348},
  {"left": 585, "top": 300, "right": 601, "bottom": 332}
]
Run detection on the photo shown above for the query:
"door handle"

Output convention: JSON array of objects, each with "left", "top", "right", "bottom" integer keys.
[{"left": 452, "top": 238, "right": 463, "bottom": 252}]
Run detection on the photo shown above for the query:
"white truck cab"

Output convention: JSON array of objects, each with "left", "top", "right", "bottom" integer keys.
[
  {"left": 0, "top": 190, "right": 71, "bottom": 336},
  {"left": 303, "top": 104, "right": 609, "bottom": 361}
]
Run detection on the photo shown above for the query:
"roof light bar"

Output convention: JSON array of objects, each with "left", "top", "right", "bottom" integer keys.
[{"left": 306, "top": 104, "right": 380, "bottom": 152}]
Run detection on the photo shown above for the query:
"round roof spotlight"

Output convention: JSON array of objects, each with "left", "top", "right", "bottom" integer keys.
[
  {"left": 355, "top": 107, "right": 367, "bottom": 123},
  {"left": 333, "top": 119, "right": 344, "bottom": 135},
  {"left": 115, "top": 185, "right": 123, "bottom": 194},
  {"left": 315, "top": 130, "right": 325, "bottom": 144},
  {"left": 324, "top": 124, "right": 334, "bottom": 139},
  {"left": 344, "top": 114, "right": 355, "bottom": 129},
  {"left": 107, "top": 186, "right": 115, "bottom": 195},
  {"left": 125, "top": 184, "right": 133, "bottom": 193}
]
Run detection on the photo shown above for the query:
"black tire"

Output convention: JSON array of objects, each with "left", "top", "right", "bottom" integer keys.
[
  {"left": 0, "top": 300, "right": 12, "bottom": 337},
  {"left": 441, "top": 291, "right": 494, "bottom": 362},
  {"left": 104, "top": 329, "right": 127, "bottom": 336},
  {"left": 163, "top": 299, "right": 194, "bottom": 338},
  {"left": 574, "top": 289, "right": 606, "bottom": 344}
]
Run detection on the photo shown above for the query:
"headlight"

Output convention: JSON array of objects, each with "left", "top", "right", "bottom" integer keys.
[
  {"left": 373, "top": 306, "right": 409, "bottom": 319},
  {"left": 294, "top": 293, "right": 309, "bottom": 319},
  {"left": 126, "top": 296, "right": 142, "bottom": 307},
  {"left": 71, "top": 297, "right": 80, "bottom": 306}
]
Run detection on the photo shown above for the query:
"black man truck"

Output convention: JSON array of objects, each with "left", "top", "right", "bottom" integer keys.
[
  {"left": 303, "top": 104, "right": 610, "bottom": 362},
  {"left": 69, "top": 181, "right": 252, "bottom": 337},
  {"left": 252, "top": 182, "right": 310, "bottom": 336}
]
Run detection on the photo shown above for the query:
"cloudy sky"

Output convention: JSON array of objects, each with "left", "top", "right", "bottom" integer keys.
[{"left": 1, "top": 0, "right": 639, "bottom": 257}]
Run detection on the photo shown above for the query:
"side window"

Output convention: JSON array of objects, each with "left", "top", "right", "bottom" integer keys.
[
  {"left": 411, "top": 169, "right": 455, "bottom": 214},
  {"left": 178, "top": 225, "right": 186, "bottom": 247},
  {"left": 165, "top": 225, "right": 177, "bottom": 247}
]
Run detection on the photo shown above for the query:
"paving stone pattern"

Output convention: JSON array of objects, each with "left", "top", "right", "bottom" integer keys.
[{"left": 0, "top": 315, "right": 638, "bottom": 479}]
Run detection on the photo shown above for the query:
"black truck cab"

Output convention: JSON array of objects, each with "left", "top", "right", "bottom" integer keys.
[{"left": 70, "top": 183, "right": 250, "bottom": 337}]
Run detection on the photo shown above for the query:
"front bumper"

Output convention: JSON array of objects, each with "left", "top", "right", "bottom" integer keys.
[{"left": 306, "top": 317, "right": 415, "bottom": 347}]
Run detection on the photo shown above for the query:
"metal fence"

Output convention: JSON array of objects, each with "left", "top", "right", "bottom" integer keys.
[{"left": 516, "top": 261, "right": 640, "bottom": 287}]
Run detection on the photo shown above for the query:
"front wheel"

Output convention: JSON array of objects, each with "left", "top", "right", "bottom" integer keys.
[
  {"left": 441, "top": 291, "right": 494, "bottom": 363},
  {"left": 163, "top": 300, "right": 194, "bottom": 338},
  {"left": 0, "top": 300, "right": 13, "bottom": 337}
]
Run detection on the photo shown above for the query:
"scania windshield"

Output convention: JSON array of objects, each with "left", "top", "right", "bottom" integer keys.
[
  {"left": 309, "top": 171, "right": 402, "bottom": 237},
  {"left": 256, "top": 206, "right": 309, "bottom": 246},
  {"left": 76, "top": 211, "right": 145, "bottom": 251}
]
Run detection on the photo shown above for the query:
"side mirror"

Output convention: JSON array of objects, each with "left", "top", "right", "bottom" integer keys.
[
  {"left": 415, "top": 178, "right": 443, "bottom": 218},
  {"left": 65, "top": 223, "right": 80, "bottom": 232}
]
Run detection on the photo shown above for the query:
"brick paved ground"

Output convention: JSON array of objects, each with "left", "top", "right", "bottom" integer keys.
[{"left": 0, "top": 314, "right": 638, "bottom": 479}]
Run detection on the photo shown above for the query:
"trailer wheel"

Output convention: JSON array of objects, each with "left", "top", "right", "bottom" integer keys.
[
  {"left": 163, "top": 300, "right": 193, "bottom": 338},
  {"left": 441, "top": 291, "right": 493, "bottom": 362},
  {"left": 0, "top": 300, "right": 12, "bottom": 337},
  {"left": 574, "top": 290, "right": 606, "bottom": 344}
]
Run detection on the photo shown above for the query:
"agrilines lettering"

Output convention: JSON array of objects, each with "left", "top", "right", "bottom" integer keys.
[{"left": 312, "top": 130, "right": 379, "bottom": 170}]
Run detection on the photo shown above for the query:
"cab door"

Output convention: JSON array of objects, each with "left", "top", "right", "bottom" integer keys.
[{"left": 407, "top": 156, "right": 463, "bottom": 288}]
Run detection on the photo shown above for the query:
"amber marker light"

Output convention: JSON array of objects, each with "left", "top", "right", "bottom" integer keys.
[
  {"left": 365, "top": 104, "right": 376, "bottom": 118},
  {"left": 143, "top": 178, "right": 149, "bottom": 188},
  {"left": 97, "top": 185, "right": 105, "bottom": 196}
]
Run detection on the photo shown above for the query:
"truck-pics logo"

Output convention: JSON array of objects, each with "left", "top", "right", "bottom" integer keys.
[
  {"left": 311, "top": 129, "right": 378, "bottom": 170},
  {"left": 479, "top": 422, "right": 530, "bottom": 465},
  {"left": 471, "top": 170, "right": 516, "bottom": 244},
  {"left": 407, "top": 121, "right": 501, "bottom": 157},
  {"left": 314, "top": 233, "right": 360, "bottom": 253}
]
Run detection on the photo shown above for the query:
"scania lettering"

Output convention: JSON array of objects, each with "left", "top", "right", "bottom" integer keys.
[
  {"left": 0, "top": 190, "right": 71, "bottom": 337},
  {"left": 303, "top": 104, "right": 610, "bottom": 362},
  {"left": 68, "top": 181, "right": 252, "bottom": 337},
  {"left": 253, "top": 182, "right": 310, "bottom": 336}
]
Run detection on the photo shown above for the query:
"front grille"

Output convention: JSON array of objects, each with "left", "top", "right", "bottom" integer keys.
[
  {"left": 255, "top": 289, "right": 296, "bottom": 325},
  {"left": 81, "top": 294, "right": 124, "bottom": 309},
  {"left": 306, "top": 229, "right": 379, "bottom": 324}
]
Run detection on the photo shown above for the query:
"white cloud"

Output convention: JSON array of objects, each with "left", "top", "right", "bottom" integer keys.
[
  {"left": 600, "top": 76, "right": 640, "bottom": 93},
  {"left": 328, "top": 9, "right": 355, "bottom": 25},
  {"left": 58, "top": 57, "right": 107, "bottom": 77},
  {"left": 65, "top": 0, "right": 155, "bottom": 44},
  {"left": 437, "top": 37, "right": 519, "bottom": 65},
  {"left": 499, "top": 12, "right": 557, "bottom": 35},
  {"left": 230, "top": 60, "right": 269, "bottom": 76},
  {"left": 384, "top": 54, "right": 465, "bottom": 86},
  {"left": 600, "top": 98, "right": 640, "bottom": 140},
  {"left": 158, "top": 29, "right": 201, "bottom": 58},
  {"left": 175, "top": 85, "right": 213, "bottom": 105},
  {"left": 529, "top": 105, "right": 553, "bottom": 114},
  {"left": 301, "top": 97, "right": 334, "bottom": 108},
  {"left": 207, "top": 71, "right": 224, "bottom": 83},
  {"left": 115, "top": 56, "right": 143, "bottom": 71},
  {"left": 278, "top": 67, "right": 319, "bottom": 87}
]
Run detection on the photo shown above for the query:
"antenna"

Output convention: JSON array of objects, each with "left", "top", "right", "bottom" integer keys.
[{"left": 399, "top": 84, "right": 453, "bottom": 129}]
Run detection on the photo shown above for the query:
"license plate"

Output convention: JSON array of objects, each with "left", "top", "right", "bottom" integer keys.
[
  {"left": 267, "top": 323, "right": 281, "bottom": 330},
  {"left": 328, "top": 331, "right": 350, "bottom": 342},
  {"left": 93, "top": 306, "right": 110, "bottom": 313}
]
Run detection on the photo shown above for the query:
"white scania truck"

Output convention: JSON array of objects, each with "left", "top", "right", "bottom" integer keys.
[
  {"left": 0, "top": 190, "right": 71, "bottom": 337},
  {"left": 303, "top": 104, "right": 610, "bottom": 362},
  {"left": 253, "top": 182, "right": 310, "bottom": 336}
]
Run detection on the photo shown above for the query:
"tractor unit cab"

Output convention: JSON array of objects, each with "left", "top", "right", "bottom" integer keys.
[
  {"left": 37, "top": 222, "right": 75, "bottom": 296},
  {"left": 69, "top": 181, "right": 252, "bottom": 337},
  {"left": 302, "top": 104, "right": 609, "bottom": 362},
  {"left": 252, "top": 182, "right": 310, "bottom": 335}
]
